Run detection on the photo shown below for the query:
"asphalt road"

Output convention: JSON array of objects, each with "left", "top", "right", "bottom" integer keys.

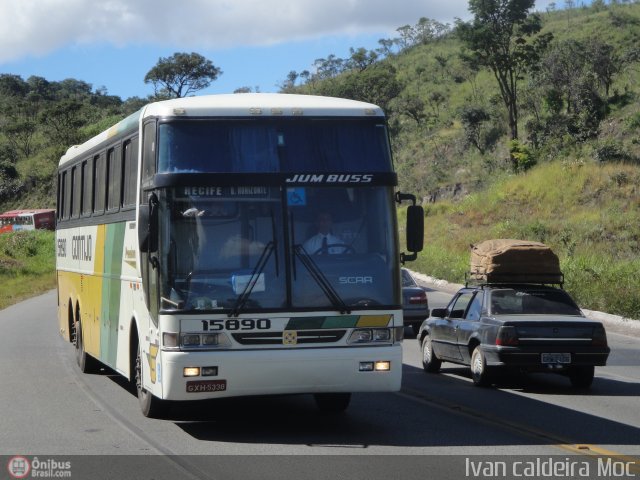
[{"left": 1, "top": 290, "right": 639, "bottom": 480}]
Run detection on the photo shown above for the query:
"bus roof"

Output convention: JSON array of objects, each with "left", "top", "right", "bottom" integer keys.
[
  {"left": 142, "top": 93, "right": 384, "bottom": 119},
  {"left": 59, "top": 94, "right": 384, "bottom": 167}
]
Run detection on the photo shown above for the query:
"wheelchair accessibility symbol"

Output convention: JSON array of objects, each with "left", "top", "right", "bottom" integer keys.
[{"left": 287, "top": 188, "right": 306, "bottom": 206}]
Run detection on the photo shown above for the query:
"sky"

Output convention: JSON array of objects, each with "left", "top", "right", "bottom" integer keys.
[{"left": 0, "top": 0, "right": 556, "bottom": 101}]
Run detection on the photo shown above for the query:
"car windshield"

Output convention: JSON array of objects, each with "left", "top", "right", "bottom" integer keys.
[{"left": 490, "top": 288, "right": 582, "bottom": 316}]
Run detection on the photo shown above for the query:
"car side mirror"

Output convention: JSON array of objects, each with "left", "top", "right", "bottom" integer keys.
[{"left": 431, "top": 308, "right": 448, "bottom": 318}]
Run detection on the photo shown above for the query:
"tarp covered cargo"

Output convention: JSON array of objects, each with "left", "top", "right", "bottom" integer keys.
[{"left": 469, "top": 239, "right": 562, "bottom": 284}]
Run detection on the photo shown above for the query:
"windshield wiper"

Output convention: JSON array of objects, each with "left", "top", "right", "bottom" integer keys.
[
  {"left": 293, "top": 245, "right": 351, "bottom": 314},
  {"left": 230, "top": 210, "right": 280, "bottom": 317},
  {"left": 230, "top": 241, "right": 275, "bottom": 317}
]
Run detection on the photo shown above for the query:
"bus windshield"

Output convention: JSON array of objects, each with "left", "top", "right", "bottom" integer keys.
[
  {"left": 157, "top": 118, "right": 392, "bottom": 173},
  {"left": 157, "top": 186, "right": 398, "bottom": 312}
]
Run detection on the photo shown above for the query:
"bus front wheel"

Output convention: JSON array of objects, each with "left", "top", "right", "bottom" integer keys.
[{"left": 135, "top": 343, "right": 165, "bottom": 418}]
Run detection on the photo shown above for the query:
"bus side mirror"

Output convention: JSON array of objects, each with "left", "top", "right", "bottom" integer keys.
[
  {"left": 406, "top": 205, "right": 424, "bottom": 254},
  {"left": 395, "top": 192, "right": 424, "bottom": 264},
  {"left": 401, "top": 205, "right": 424, "bottom": 263},
  {"left": 138, "top": 193, "right": 159, "bottom": 254}
]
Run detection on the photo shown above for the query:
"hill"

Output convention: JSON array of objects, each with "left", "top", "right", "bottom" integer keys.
[{"left": 412, "top": 161, "right": 640, "bottom": 318}]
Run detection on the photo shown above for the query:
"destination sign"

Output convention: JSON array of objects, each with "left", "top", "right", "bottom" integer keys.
[{"left": 182, "top": 186, "right": 269, "bottom": 198}]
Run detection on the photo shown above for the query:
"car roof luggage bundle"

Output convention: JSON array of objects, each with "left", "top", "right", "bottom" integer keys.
[{"left": 469, "top": 239, "right": 563, "bottom": 284}]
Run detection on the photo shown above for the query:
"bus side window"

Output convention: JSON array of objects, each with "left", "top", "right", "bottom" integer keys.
[
  {"left": 141, "top": 122, "right": 156, "bottom": 195},
  {"left": 93, "top": 154, "right": 106, "bottom": 214},
  {"left": 106, "top": 146, "right": 122, "bottom": 212},
  {"left": 63, "top": 170, "right": 71, "bottom": 220},
  {"left": 123, "top": 137, "right": 139, "bottom": 207},
  {"left": 72, "top": 165, "right": 81, "bottom": 218},
  {"left": 57, "top": 173, "right": 64, "bottom": 221},
  {"left": 82, "top": 159, "right": 92, "bottom": 216}
]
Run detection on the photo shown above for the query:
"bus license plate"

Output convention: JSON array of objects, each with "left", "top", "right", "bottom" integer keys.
[
  {"left": 541, "top": 353, "right": 571, "bottom": 364},
  {"left": 186, "top": 380, "right": 227, "bottom": 393}
]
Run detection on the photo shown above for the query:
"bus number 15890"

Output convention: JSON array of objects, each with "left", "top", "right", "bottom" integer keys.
[{"left": 201, "top": 319, "right": 271, "bottom": 332}]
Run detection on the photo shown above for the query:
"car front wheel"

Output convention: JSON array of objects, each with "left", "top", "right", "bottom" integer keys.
[
  {"left": 470, "top": 346, "right": 493, "bottom": 387},
  {"left": 421, "top": 335, "right": 441, "bottom": 373}
]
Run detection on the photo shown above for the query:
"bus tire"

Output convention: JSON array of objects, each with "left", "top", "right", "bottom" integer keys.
[
  {"left": 314, "top": 393, "right": 351, "bottom": 413},
  {"left": 135, "top": 342, "right": 165, "bottom": 418},
  {"left": 74, "top": 320, "right": 99, "bottom": 373}
]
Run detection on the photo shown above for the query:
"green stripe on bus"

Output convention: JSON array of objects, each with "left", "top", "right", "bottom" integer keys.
[
  {"left": 100, "top": 222, "right": 126, "bottom": 366},
  {"left": 285, "top": 316, "right": 360, "bottom": 330}
]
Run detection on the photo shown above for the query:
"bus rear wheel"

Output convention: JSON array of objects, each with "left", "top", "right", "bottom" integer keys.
[
  {"left": 135, "top": 342, "right": 165, "bottom": 418},
  {"left": 74, "top": 320, "right": 99, "bottom": 373},
  {"left": 313, "top": 393, "right": 351, "bottom": 413}
]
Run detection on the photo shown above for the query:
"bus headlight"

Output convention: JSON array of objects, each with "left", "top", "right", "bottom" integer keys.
[
  {"left": 179, "top": 333, "right": 231, "bottom": 350},
  {"left": 163, "top": 332, "right": 179, "bottom": 348},
  {"left": 202, "top": 334, "right": 219, "bottom": 346},
  {"left": 359, "top": 361, "right": 392, "bottom": 372},
  {"left": 182, "top": 334, "right": 201, "bottom": 346},
  {"left": 373, "top": 329, "right": 391, "bottom": 342},
  {"left": 348, "top": 329, "right": 372, "bottom": 344},
  {"left": 374, "top": 361, "right": 391, "bottom": 371},
  {"left": 183, "top": 367, "right": 200, "bottom": 377},
  {"left": 348, "top": 328, "right": 393, "bottom": 345}
]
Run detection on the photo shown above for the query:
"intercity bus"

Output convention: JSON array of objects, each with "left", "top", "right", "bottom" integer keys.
[{"left": 56, "top": 94, "right": 423, "bottom": 417}]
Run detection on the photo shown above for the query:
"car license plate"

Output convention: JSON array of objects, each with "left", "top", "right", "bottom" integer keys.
[
  {"left": 186, "top": 380, "right": 227, "bottom": 393},
  {"left": 541, "top": 353, "right": 571, "bottom": 364}
]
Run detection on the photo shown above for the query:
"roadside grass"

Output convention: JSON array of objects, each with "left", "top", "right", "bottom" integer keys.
[
  {"left": 406, "top": 161, "right": 640, "bottom": 319},
  {"left": 0, "top": 230, "right": 56, "bottom": 310}
]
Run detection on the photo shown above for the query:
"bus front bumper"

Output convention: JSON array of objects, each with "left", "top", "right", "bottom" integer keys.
[{"left": 158, "top": 345, "right": 402, "bottom": 401}]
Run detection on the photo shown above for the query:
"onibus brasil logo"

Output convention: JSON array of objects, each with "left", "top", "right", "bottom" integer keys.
[
  {"left": 7, "top": 456, "right": 30, "bottom": 479},
  {"left": 7, "top": 456, "right": 72, "bottom": 478}
]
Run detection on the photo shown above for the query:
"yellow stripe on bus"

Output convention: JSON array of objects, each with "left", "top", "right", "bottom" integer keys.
[{"left": 356, "top": 315, "right": 392, "bottom": 327}]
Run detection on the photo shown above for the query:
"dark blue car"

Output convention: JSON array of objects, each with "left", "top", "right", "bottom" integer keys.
[
  {"left": 417, "top": 283, "right": 610, "bottom": 389},
  {"left": 401, "top": 268, "right": 430, "bottom": 335}
]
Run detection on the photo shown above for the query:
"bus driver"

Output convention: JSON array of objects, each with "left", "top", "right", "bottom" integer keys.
[{"left": 303, "top": 212, "right": 349, "bottom": 254}]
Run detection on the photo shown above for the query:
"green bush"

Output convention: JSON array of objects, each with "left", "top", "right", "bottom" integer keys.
[{"left": 509, "top": 140, "right": 537, "bottom": 172}]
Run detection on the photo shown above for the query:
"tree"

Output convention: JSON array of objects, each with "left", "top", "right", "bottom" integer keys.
[
  {"left": 313, "top": 55, "right": 345, "bottom": 80},
  {"left": 457, "top": 0, "right": 552, "bottom": 144},
  {"left": 0, "top": 74, "right": 28, "bottom": 97},
  {"left": 318, "top": 64, "right": 401, "bottom": 114},
  {"left": 144, "top": 52, "right": 222, "bottom": 98},
  {"left": 4, "top": 120, "right": 37, "bottom": 158},
  {"left": 395, "top": 93, "right": 428, "bottom": 125},
  {"left": 278, "top": 71, "right": 300, "bottom": 92},
  {"left": 460, "top": 106, "right": 491, "bottom": 154},
  {"left": 346, "top": 47, "right": 378, "bottom": 72},
  {"left": 40, "top": 100, "right": 85, "bottom": 147}
]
